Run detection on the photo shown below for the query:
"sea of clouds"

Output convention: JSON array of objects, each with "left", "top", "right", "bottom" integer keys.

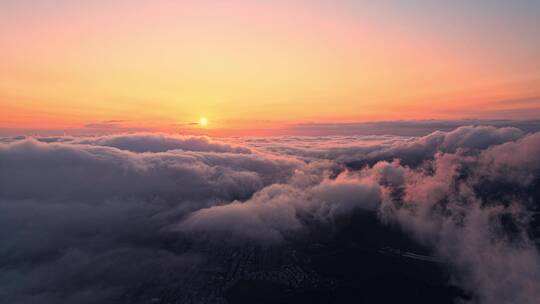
[{"left": 1, "top": 125, "right": 539, "bottom": 303}]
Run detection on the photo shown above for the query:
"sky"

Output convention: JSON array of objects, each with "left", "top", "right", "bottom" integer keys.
[{"left": 1, "top": 0, "right": 539, "bottom": 135}]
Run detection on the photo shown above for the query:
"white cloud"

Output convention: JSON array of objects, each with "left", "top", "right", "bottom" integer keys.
[{"left": 1, "top": 127, "right": 539, "bottom": 303}]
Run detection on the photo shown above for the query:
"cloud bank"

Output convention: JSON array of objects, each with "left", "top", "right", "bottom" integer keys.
[{"left": 1, "top": 126, "right": 539, "bottom": 303}]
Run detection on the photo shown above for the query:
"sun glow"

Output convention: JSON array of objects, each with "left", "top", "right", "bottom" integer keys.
[{"left": 199, "top": 117, "right": 209, "bottom": 127}]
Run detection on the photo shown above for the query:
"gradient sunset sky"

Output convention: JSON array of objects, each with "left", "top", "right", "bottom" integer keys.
[{"left": 1, "top": 0, "right": 539, "bottom": 135}]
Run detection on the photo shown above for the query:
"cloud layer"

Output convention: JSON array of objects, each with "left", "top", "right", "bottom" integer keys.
[{"left": 1, "top": 126, "right": 539, "bottom": 303}]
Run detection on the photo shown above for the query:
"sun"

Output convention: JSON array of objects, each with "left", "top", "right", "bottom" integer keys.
[{"left": 199, "top": 116, "right": 209, "bottom": 127}]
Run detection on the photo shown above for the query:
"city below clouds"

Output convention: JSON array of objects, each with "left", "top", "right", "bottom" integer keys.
[{"left": 1, "top": 125, "right": 539, "bottom": 303}]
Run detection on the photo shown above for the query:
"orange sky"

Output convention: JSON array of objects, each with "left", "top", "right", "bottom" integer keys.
[{"left": 1, "top": 1, "right": 539, "bottom": 136}]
